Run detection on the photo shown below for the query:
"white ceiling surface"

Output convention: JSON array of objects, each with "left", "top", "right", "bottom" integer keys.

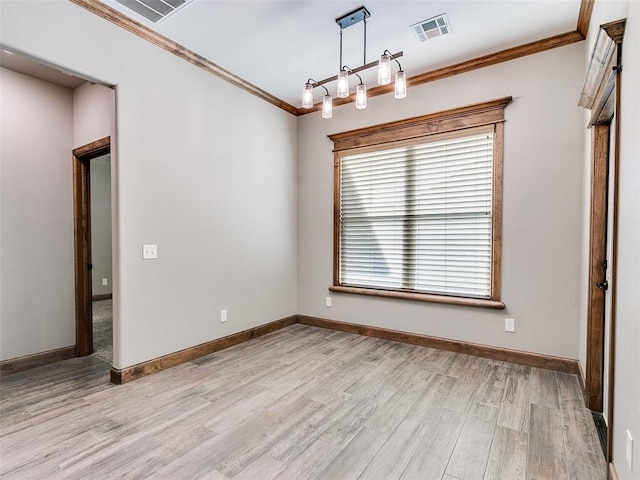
[{"left": 100, "top": 0, "right": 581, "bottom": 107}]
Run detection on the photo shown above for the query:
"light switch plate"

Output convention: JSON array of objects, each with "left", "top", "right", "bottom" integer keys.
[
  {"left": 505, "top": 318, "right": 516, "bottom": 333},
  {"left": 102, "top": 278, "right": 108, "bottom": 286},
  {"left": 142, "top": 244, "right": 158, "bottom": 259},
  {"left": 325, "top": 296, "right": 332, "bottom": 307}
]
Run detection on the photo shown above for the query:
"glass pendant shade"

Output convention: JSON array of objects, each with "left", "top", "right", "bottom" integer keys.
[
  {"left": 355, "top": 83, "right": 367, "bottom": 109},
  {"left": 322, "top": 95, "right": 333, "bottom": 119},
  {"left": 394, "top": 70, "right": 407, "bottom": 99},
  {"left": 337, "top": 70, "right": 350, "bottom": 98},
  {"left": 302, "top": 82, "right": 314, "bottom": 108},
  {"left": 378, "top": 53, "right": 392, "bottom": 85}
]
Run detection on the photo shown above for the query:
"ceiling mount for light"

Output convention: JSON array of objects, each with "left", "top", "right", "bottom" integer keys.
[
  {"left": 301, "top": 5, "right": 407, "bottom": 118},
  {"left": 335, "top": 6, "right": 370, "bottom": 30}
]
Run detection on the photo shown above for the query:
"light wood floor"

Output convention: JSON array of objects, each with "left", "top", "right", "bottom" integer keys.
[{"left": 0, "top": 324, "right": 606, "bottom": 479}]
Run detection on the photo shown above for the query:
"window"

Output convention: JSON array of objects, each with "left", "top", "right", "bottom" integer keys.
[{"left": 329, "top": 97, "right": 511, "bottom": 309}]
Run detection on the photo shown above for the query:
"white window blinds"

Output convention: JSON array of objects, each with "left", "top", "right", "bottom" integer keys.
[{"left": 339, "top": 130, "right": 494, "bottom": 298}]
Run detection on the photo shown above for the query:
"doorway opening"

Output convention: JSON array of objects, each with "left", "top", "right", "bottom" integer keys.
[{"left": 73, "top": 136, "right": 112, "bottom": 362}]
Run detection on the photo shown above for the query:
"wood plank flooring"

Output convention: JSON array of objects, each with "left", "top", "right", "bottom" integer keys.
[{"left": 0, "top": 324, "right": 606, "bottom": 479}]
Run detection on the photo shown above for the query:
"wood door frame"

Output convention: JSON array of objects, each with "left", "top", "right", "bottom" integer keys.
[
  {"left": 585, "top": 122, "right": 610, "bottom": 412},
  {"left": 73, "top": 136, "right": 110, "bottom": 357},
  {"left": 579, "top": 19, "right": 625, "bottom": 471}
]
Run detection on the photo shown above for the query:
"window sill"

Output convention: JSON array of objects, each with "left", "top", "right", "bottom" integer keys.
[{"left": 328, "top": 285, "right": 506, "bottom": 310}]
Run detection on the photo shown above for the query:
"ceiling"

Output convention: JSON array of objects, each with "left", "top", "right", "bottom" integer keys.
[
  {"left": 1, "top": 1, "right": 583, "bottom": 104},
  {"left": 99, "top": 0, "right": 582, "bottom": 107}
]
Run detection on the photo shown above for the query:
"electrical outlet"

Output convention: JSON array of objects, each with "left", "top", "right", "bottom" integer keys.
[
  {"left": 627, "top": 430, "right": 634, "bottom": 470},
  {"left": 142, "top": 244, "right": 158, "bottom": 259},
  {"left": 220, "top": 309, "right": 227, "bottom": 323},
  {"left": 505, "top": 318, "right": 516, "bottom": 333},
  {"left": 102, "top": 278, "right": 108, "bottom": 286},
  {"left": 325, "top": 296, "right": 332, "bottom": 307}
]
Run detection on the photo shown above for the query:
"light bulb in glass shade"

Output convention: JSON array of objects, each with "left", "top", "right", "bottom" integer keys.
[
  {"left": 337, "top": 70, "right": 349, "bottom": 98},
  {"left": 378, "top": 53, "right": 392, "bottom": 85},
  {"left": 301, "top": 82, "right": 314, "bottom": 108},
  {"left": 394, "top": 70, "right": 407, "bottom": 99},
  {"left": 322, "top": 95, "right": 333, "bottom": 119},
  {"left": 355, "top": 83, "right": 367, "bottom": 109}
]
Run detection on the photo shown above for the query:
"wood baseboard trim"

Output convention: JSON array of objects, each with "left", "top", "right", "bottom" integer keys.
[
  {"left": 0, "top": 346, "right": 76, "bottom": 376},
  {"left": 92, "top": 294, "right": 113, "bottom": 301},
  {"left": 608, "top": 462, "right": 619, "bottom": 480},
  {"left": 110, "top": 315, "right": 298, "bottom": 384},
  {"left": 577, "top": 361, "right": 588, "bottom": 407},
  {"left": 297, "top": 315, "right": 580, "bottom": 375}
]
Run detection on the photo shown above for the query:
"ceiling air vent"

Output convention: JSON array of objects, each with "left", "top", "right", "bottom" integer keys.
[
  {"left": 114, "top": 0, "right": 192, "bottom": 23},
  {"left": 411, "top": 14, "right": 451, "bottom": 42}
]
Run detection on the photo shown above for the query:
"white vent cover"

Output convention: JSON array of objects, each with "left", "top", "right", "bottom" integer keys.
[
  {"left": 411, "top": 14, "right": 451, "bottom": 42},
  {"left": 114, "top": 0, "right": 192, "bottom": 23}
]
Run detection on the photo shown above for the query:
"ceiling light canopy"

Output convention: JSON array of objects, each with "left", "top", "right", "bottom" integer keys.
[{"left": 301, "top": 6, "right": 407, "bottom": 118}]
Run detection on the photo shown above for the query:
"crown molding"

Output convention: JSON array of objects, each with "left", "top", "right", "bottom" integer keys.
[
  {"left": 71, "top": 0, "right": 593, "bottom": 117},
  {"left": 69, "top": 0, "right": 298, "bottom": 115}
]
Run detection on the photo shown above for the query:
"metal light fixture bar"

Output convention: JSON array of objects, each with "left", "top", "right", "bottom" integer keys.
[{"left": 309, "top": 51, "right": 404, "bottom": 89}]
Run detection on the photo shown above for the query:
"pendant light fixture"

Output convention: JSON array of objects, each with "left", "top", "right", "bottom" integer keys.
[
  {"left": 352, "top": 70, "right": 367, "bottom": 109},
  {"left": 301, "top": 81, "right": 314, "bottom": 109},
  {"left": 379, "top": 50, "right": 407, "bottom": 99},
  {"left": 378, "top": 51, "right": 392, "bottom": 85},
  {"left": 321, "top": 93, "right": 333, "bottom": 119},
  {"left": 300, "top": 6, "right": 407, "bottom": 118},
  {"left": 336, "top": 69, "right": 350, "bottom": 98},
  {"left": 302, "top": 78, "right": 333, "bottom": 118},
  {"left": 394, "top": 70, "right": 407, "bottom": 99}
]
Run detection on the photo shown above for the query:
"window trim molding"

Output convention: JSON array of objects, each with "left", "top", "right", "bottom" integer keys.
[
  {"left": 329, "top": 97, "right": 512, "bottom": 308},
  {"left": 328, "top": 285, "right": 506, "bottom": 309}
]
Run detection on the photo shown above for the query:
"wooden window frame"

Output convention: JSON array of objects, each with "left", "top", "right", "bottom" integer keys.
[{"left": 328, "top": 97, "right": 512, "bottom": 309}]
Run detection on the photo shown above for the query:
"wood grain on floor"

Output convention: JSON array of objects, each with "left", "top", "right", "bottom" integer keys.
[{"left": 0, "top": 324, "right": 606, "bottom": 479}]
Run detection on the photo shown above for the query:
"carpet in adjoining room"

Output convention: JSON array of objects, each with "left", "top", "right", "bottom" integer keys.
[{"left": 92, "top": 299, "right": 112, "bottom": 364}]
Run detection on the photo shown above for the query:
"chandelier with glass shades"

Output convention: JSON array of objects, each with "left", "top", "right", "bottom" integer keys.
[{"left": 301, "top": 6, "right": 406, "bottom": 119}]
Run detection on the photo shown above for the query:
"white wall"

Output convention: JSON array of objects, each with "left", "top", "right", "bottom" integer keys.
[
  {"left": 298, "top": 42, "right": 586, "bottom": 359},
  {"left": 613, "top": 2, "right": 640, "bottom": 472},
  {"left": 73, "top": 82, "right": 115, "bottom": 149},
  {"left": 90, "top": 154, "right": 112, "bottom": 296},
  {"left": 0, "top": 67, "right": 75, "bottom": 360},
  {"left": 0, "top": 1, "right": 298, "bottom": 369}
]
